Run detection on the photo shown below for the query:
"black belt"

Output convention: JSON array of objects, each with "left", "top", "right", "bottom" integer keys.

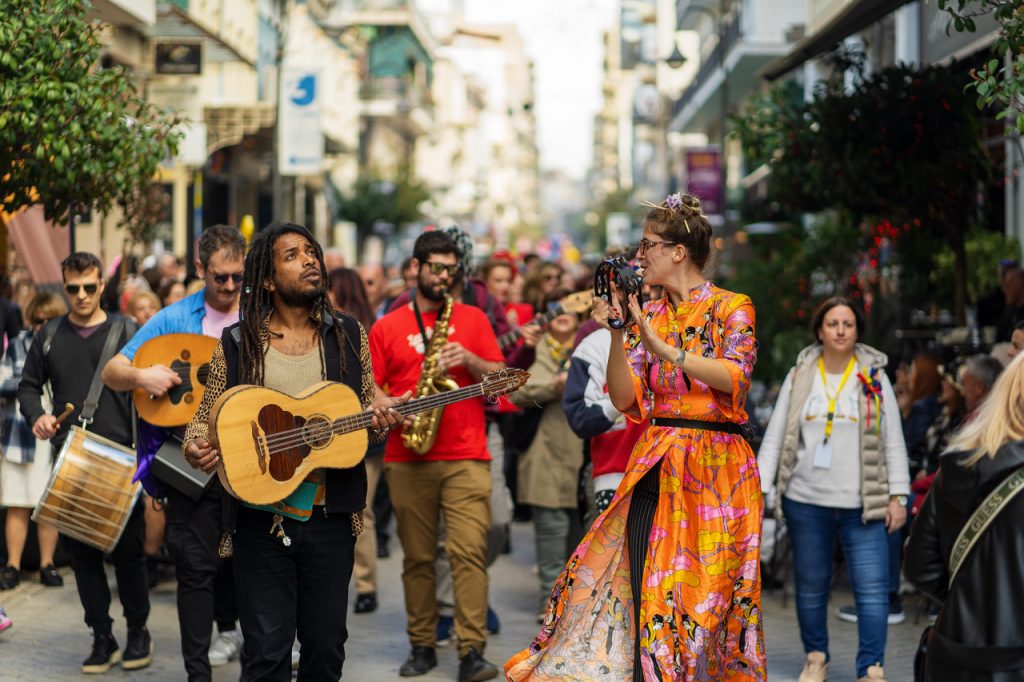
[{"left": 649, "top": 418, "right": 744, "bottom": 435}]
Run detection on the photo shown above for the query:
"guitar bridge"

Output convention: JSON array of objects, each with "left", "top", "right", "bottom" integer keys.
[{"left": 250, "top": 421, "right": 268, "bottom": 474}]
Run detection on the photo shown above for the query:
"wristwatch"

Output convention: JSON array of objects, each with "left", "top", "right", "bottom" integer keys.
[
  {"left": 891, "top": 495, "right": 908, "bottom": 507},
  {"left": 675, "top": 349, "right": 686, "bottom": 367}
]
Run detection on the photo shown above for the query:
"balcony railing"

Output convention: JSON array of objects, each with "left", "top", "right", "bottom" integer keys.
[
  {"left": 360, "top": 76, "right": 432, "bottom": 111},
  {"left": 671, "top": 3, "right": 743, "bottom": 122}
]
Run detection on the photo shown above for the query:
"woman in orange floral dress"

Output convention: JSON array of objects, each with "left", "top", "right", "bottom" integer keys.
[{"left": 505, "top": 193, "right": 764, "bottom": 681}]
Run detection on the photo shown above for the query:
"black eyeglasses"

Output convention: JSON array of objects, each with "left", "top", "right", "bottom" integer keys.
[
  {"left": 64, "top": 283, "right": 99, "bottom": 296},
  {"left": 211, "top": 273, "right": 243, "bottom": 285},
  {"left": 424, "top": 262, "right": 462, "bottom": 277}
]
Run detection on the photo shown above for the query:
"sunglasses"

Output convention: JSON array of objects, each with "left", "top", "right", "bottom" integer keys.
[
  {"left": 637, "top": 237, "right": 678, "bottom": 256},
  {"left": 424, "top": 262, "right": 462, "bottom": 277},
  {"left": 64, "top": 283, "right": 99, "bottom": 296},
  {"left": 211, "top": 273, "right": 243, "bottom": 285}
]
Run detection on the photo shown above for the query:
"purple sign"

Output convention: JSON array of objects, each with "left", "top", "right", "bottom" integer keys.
[{"left": 685, "top": 147, "right": 723, "bottom": 216}]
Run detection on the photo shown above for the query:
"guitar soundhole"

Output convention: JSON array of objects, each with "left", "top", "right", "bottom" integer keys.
[{"left": 302, "top": 415, "right": 333, "bottom": 449}]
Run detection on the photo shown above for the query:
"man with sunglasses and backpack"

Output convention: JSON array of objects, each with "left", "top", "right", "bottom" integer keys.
[
  {"left": 101, "top": 225, "right": 249, "bottom": 682},
  {"left": 18, "top": 252, "right": 151, "bottom": 674}
]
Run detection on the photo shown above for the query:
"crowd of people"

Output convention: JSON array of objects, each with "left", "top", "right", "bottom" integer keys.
[{"left": 0, "top": 199, "right": 1021, "bottom": 681}]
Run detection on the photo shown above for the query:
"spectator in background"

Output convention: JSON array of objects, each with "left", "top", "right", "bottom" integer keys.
[
  {"left": 997, "top": 268, "right": 1024, "bottom": 342},
  {"left": 975, "top": 258, "right": 1018, "bottom": 330},
  {"left": 157, "top": 279, "right": 186, "bottom": 308},
  {"left": 904, "top": 352, "right": 1024, "bottom": 681},
  {"left": 901, "top": 352, "right": 943, "bottom": 457},
  {"left": 400, "top": 256, "right": 418, "bottom": 291},
  {"left": 328, "top": 267, "right": 384, "bottom": 616},
  {"left": 758, "top": 297, "right": 910, "bottom": 682},
  {"left": 127, "top": 291, "right": 160, "bottom": 327},
  {"left": 323, "top": 247, "right": 345, "bottom": 272},
  {"left": 961, "top": 354, "right": 1005, "bottom": 420},
  {"left": 522, "top": 262, "right": 562, "bottom": 313},
  {"left": 0, "top": 292, "right": 68, "bottom": 591},
  {"left": 0, "top": 275, "right": 23, "bottom": 350},
  {"left": 357, "top": 263, "right": 389, "bottom": 319},
  {"left": 509, "top": 289, "right": 584, "bottom": 622}
]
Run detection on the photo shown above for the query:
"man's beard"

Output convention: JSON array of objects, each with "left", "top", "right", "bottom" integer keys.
[
  {"left": 278, "top": 280, "right": 325, "bottom": 307},
  {"left": 417, "top": 275, "right": 447, "bottom": 302}
]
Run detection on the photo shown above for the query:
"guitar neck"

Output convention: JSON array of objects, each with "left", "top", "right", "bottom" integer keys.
[
  {"left": 332, "top": 384, "right": 486, "bottom": 436},
  {"left": 498, "top": 307, "right": 561, "bottom": 349}
]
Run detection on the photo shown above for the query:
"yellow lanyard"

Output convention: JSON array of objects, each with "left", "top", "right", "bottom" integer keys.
[{"left": 817, "top": 357, "right": 856, "bottom": 443}]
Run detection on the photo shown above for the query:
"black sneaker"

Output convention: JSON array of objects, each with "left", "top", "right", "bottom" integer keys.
[
  {"left": 399, "top": 646, "right": 437, "bottom": 677},
  {"left": 122, "top": 626, "right": 153, "bottom": 670},
  {"left": 458, "top": 647, "right": 499, "bottom": 682},
  {"left": 0, "top": 565, "right": 19, "bottom": 590},
  {"left": 82, "top": 633, "right": 121, "bottom": 674},
  {"left": 354, "top": 592, "right": 378, "bottom": 614},
  {"left": 836, "top": 601, "right": 906, "bottom": 625},
  {"left": 39, "top": 563, "right": 63, "bottom": 587}
]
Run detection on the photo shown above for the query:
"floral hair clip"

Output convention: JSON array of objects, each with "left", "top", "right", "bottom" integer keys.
[{"left": 665, "top": 193, "right": 683, "bottom": 210}]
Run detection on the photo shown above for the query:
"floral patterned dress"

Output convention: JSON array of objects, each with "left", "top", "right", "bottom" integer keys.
[{"left": 505, "top": 283, "right": 765, "bottom": 681}]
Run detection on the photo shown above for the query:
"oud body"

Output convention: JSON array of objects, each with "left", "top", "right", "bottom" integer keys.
[
  {"left": 210, "top": 382, "right": 368, "bottom": 505},
  {"left": 133, "top": 333, "right": 219, "bottom": 427}
]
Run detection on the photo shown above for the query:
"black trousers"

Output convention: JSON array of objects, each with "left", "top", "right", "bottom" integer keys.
[
  {"left": 63, "top": 502, "right": 149, "bottom": 636},
  {"left": 625, "top": 460, "right": 661, "bottom": 682},
  {"left": 234, "top": 505, "right": 356, "bottom": 682},
  {"left": 164, "top": 485, "right": 240, "bottom": 682}
]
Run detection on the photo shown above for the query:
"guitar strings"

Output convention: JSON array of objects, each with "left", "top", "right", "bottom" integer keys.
[{"left": 259, "top": 385, "right": 484, "bottom": 452}]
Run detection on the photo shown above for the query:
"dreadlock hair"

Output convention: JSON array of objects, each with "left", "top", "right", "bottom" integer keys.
[{"left": 239, "top": 222, "right": 345, "bottom": 386}]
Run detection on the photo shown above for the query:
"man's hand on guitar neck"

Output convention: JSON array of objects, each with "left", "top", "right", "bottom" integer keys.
[
  {"left": 102, "top": 353, "right": 181, "bottom": 396},
  {"left": 518, "top": 322, "right": 542, "bottom": 348},
  {"left": 370, "top": 390, "right": 414, "bottom": 431},
  {"left": 183, "top": 437, "right": 220, "bottom": 474}
]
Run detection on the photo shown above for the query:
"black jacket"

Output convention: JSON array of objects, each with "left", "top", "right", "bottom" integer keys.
[
  {"left": 219, "top": 313, "right": 370, "bottom": 519},
  {"left": 18, "top": 315, "right": 135, "bottom": 452},
  {"left": 904, "top": 440, "right": 1024, "bottom": 681}
]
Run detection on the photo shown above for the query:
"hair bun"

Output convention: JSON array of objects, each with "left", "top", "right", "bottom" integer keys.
[{"left": 681, "top": 195, "right": 702, "bottom": 212}]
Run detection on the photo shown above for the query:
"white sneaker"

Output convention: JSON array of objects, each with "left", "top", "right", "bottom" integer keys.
[
  {"left": 208, "top": 629, "right": 243, "bottom": 667},
  {"left": 292, "top": 643, "right": 300, "bottom": 670}
]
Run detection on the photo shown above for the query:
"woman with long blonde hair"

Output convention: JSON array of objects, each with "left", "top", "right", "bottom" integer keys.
[{"left": 905, "top": 352, "right": 1024, "bottom": 681}]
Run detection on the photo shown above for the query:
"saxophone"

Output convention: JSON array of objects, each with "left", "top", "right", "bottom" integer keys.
[{"left": 401, "top": 294, "right": 460, "bottom": 455}]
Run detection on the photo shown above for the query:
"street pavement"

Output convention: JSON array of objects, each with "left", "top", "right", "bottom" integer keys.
[{"left": 0, "top": 522, "right": 923, "bottom": 681}]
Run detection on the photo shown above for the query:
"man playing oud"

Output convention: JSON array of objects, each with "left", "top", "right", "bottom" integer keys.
[
  {"left": 102, "top": 225, "right": 247, "bottom": 681},
  {"left": 369, "top": 231, "right": 505, "bottom": 682},
  {"left": 182, "top": 222, "right": 408, "bottom": 681}
]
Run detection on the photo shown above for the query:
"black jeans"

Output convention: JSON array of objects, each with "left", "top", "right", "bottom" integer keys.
[
  {"left": 625, "top": 460, "right": 661, "bottom": 682},
  {"left": 164, "top": 485, "right": 239, "bottom": 682},
  {"left": 63, "top": 502, "right": 149, "bottom": 636},
  {"left": 234, "top": 505, "right": 356, "bottom": 682}
]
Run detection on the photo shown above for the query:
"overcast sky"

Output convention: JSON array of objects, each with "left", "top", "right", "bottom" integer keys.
[{"left": 464, "top": 0, "right": 617, "bottom": 181}]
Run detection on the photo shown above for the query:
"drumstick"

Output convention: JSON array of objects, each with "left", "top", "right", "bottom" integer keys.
[{"left": 54, "top": 403, "right": 74, "bottom": 427}]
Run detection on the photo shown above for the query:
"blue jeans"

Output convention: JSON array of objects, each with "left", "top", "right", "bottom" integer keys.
[{"left": 782, "top": 497, "right": 889, "bottom": 678}]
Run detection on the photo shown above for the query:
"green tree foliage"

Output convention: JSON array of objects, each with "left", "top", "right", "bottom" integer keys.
[
  {"left": 732, "top": 51, "right": 992, "bottom": 323},
  {"left": 0, "top": 0, "right": 181, "bottom": 241},
  {"left": 333, "top": 165, "right": 430, "bottom": 241},
  {"left": 940, "top": 0, "right": 1024, "bottom": 132}
]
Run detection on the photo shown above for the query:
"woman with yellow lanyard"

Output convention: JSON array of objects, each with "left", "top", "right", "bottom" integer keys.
[{"left": 757, "top": 297, "right": 910, "bottom": 682}]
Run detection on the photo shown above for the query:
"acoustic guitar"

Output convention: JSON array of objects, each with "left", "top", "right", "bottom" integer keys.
[
  {"left": 210, "top": 368, "right": 529, "bottom": 505},
  {"left": 498, "top": 290, "right": 594, "bottom": 350},
  {"left": 133, "top": 334, "right": 219, "bottom": 427}
]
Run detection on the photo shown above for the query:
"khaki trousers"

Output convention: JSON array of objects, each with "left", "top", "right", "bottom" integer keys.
[
  {"left": 385, "top": 459, "right": 491, "bottom": 656},
  {"left": 353, "top": 451, "right": 383, "bottom": 594}
]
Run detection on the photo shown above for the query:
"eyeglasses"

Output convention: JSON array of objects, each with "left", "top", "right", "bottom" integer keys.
[
  {"left": 211, "top": 272, "right": 243, "bottom": 285},
  {"left": 31, "top": 317, "right": 48, "bottom": 325},
  {"left": 64, "top": 283, "right": 99, "bottom": 296},
  {"left": 636, "top": 237, "right": 678, "bottom": 256},
  {"left": 424, "top": 262, "right": 462, "bottom": 277}
]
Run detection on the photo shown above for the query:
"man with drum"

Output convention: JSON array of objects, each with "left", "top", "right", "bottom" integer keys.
[
  {"left": 101, "top": 225, "right": 248, "bottom": 681},
  {"left": 18, "top": 252, "right": 152, "bottom": 674}
]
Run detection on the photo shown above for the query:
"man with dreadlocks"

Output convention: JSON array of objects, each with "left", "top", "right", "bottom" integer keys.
[{"left": 182, "top": 222, "right": 408, "bottom": 681}]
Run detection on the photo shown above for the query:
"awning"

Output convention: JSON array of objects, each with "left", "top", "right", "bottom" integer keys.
[
  {"left": 2, "top": 205, "right": 70, "bottom": 285},
  {"left": 761, "top": 0, "right": 913, "bottom": 81}
]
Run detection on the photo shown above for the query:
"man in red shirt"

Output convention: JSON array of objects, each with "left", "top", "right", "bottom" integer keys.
[{"left": 370, "top": 232, "right": 504, "bottom": 682}]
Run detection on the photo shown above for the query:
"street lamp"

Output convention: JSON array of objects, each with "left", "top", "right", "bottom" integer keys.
[{"left": 666, "top": 1, "right": 728, "bottom": 222}]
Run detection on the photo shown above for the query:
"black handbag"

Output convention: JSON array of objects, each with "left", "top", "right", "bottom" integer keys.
[{"left": 914, "top": 624, "right": 932, "bottom": 682}]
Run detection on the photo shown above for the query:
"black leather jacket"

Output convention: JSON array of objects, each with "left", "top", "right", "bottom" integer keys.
[{"left": 904, "top": 440, "right": 1024, "bottom": 681}]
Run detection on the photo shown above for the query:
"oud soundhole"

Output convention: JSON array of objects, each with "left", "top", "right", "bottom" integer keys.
[{"left": 302, "top": 415, "right": 333, "bottom": 449}]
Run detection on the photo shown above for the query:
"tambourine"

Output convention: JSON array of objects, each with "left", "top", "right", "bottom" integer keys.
[{"left": 593, "top": 257, "right": 644, "bottom": 329}]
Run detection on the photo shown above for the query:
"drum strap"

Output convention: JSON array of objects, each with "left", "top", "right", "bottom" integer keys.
[{"left": 80, "top": 319, "right": 126, "bottom": 427}]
